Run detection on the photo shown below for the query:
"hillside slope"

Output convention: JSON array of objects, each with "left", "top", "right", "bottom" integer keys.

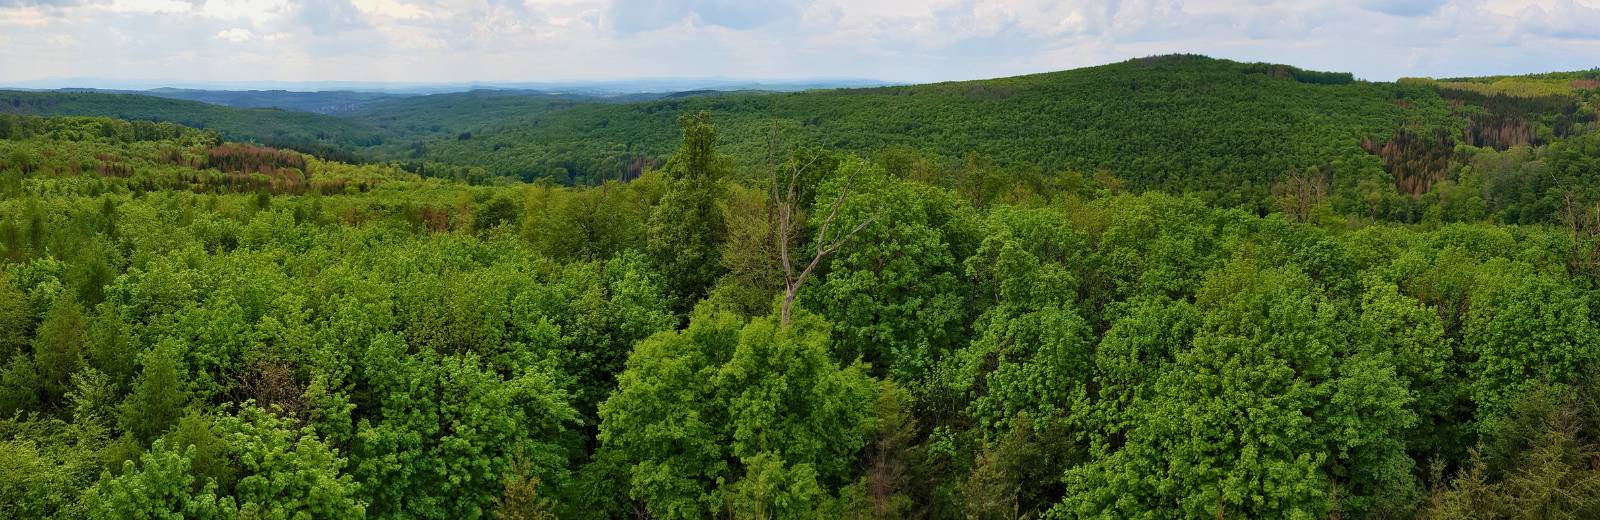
[
  {"left": 18, "top": 55, "right": 1592, "bottom": 201},
  {"left": 0, "top": 91, "right": 383, "bottom": 161},
  {"left": 399, "top": 55, "right": 1457, "bottom": 197}
]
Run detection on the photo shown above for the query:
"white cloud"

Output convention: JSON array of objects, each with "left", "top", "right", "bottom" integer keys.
[
  {"left": 198, "top": 0, "right": 292, "bottom": 24},
  {"left": 107, "top": 0, "right": 192, "bottom": 14},
  {"left": 352, "top": 0, "right": 429, "bottom": 20},
  {"left": 0, "top": 5, "right": 59, "bottom": 27},
  {"left": 1513, "top": 0, "right": 1600, "bottom": 40},
  {"left": 215, "top": 27, "right": 252, "bottom": 42},
  {"left": 0, "top": 0, "right": 1598, "bottom": 84}
]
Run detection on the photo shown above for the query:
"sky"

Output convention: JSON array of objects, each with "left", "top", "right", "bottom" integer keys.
[{"left": 1, "top": 0, "right": 1598, "bottom": 87}]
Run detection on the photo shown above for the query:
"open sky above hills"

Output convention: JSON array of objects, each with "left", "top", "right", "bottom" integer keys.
[{"left": 1, "top": 0, "right": 1598, "bottom": 86}]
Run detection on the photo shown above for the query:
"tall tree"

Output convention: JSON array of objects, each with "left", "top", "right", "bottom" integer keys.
[
  {"left": 767, "top": 138, "right": 875, "bottom": 327},
  {"left": 0, "top": 274, "right": 28, "bottom": 358},
  {"left": 119, "top": 341, "right": 190, "bottom": 444},
  {"left": 33, "top": 294, "right": 86, "bottom": 405},
  {"left": 647, "top": 112, "right": 729, "bottom": 314}
]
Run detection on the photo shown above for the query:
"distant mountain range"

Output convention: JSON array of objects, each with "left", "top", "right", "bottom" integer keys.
[
  {"left": 42, "top": 88, "right": 404, "bottom": 115},
  {"left": 0, "top": 78, "right": 895, "bottom": 113}
]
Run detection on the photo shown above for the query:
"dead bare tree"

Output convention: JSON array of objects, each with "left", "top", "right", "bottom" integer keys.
[
  {"left": 768, "top": 127, "right": 877, "bottom": 327},
  {"left": 1274, "top": 168, "right": 1330, "bottom": 223}
]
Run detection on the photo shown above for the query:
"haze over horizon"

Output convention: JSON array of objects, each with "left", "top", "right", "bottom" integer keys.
[{"left": 2, "top": 0, "right": 1599, "bottom": 88}]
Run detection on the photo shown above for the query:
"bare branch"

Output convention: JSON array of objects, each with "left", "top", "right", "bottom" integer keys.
[
  {"left": 766, "top": 129, "right": 876, "bottom": 327},
  {"left": 821, "top": 214, "right": 877, "bottom": 257},
  {"left": 812, "top": 164, "right": 860, "bottom": 257}
]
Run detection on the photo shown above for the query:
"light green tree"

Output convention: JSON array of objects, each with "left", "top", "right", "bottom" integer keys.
[{"left": 595, "top": 311, "right": 877, "bottom": 519}]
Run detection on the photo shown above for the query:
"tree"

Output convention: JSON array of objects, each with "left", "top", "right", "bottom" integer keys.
[
  {"left": 495, "top": 448, "right": 560, "bottom": 520},
  {"left": 1274, "top": 167, "right": 1331, "bottom": 223},
  {"left": 647, "top": 112, "right": 729, "bottom": 314},
  {"left": 0, "top": 355, "right": 42, "bottom": 416},
  {"left": 215, "top": 404, "right": 366, "bottom": 518},
  {"left": 1087, "top": 296, "right": 1198, "bottom": 449},
  {"left": 68, "top": 368, "right": 120, "bottom": 431},
  {"left": 805, "top": 168, "right": 976, "bottom": 388},
  {"left": 523, "top": 182, "right": 649, "bottom": 262},
  {"left": 1422, "top": 388, "right": 1600, "bottom": 519},
  {"left": 33, "top": 294, "right": 86, "bottom": 405},
  {"left": 767, "top": 136, "right": 876, "bottom": 327},
  {"left": 594, "top": 311, "right": 877, "bottom": 518},
  {"left": 852, "top": 381, "right": 916, "bottom": 519},
  {"left": 1, "top": 427, "right": 97, "bottom": 519},
  {"left": 162, "top": 413, "right": 236, "bottom": 493},
  {"left": 353, "top": 333, "right": 575, "bottom": 518},
  {"left": 1463, "top": 264, "right": 1599, "bottom": 438},
  {"left": 962, "top": 414, "right": 1080, "bottom": 520},
  {"left": 1356, "top": 278, "right": 1462, "bottom": 463},
  {"left": 955, "top": 225, "right": 1090, "bottom": 437},
  {"left": 85, "top": 441, "right": 229, "bottom": 520},
  {"left": 119, "top": 341, "right": 190, "bottom": 444},
  {"left": 711, "top": 182, "right": 783, "bottom": 316},
  {"left": 1061, "top": 261, "right": 1419, "bottom": 518},
  {"left": 0, "top": 274, "right": 28, "bottom": 358},
  {"left": 85, "top": 304, "right": 137, "bottom": 395}
]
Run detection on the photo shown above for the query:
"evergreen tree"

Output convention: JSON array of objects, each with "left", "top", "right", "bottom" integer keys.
[
  {"left": 647, "top": 112, "right": 729, "bottom": 314},
  {"left": 0, "top": 355, "right": 42, "bottom": 416},
  {"left": 119, "top": 342, "right": 190, "bottom": 444},
  {"left": 33, "top": 295, "right": 86, "bottom": 404},
  {"left": 0, "top": 274, "right": 28, "bottom": 358}
]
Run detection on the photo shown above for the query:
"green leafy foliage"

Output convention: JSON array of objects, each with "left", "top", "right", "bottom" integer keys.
[
  {"left": 592, "top": 311, "right": 876, "bottom": 518},
  {"left": 647, "top": 113, "right": 730, "bottom": 313},
  {"left": 2, "top": 67, "right": 1599, "bottom": 518}
]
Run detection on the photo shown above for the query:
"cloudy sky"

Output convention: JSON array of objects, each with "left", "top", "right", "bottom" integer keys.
[{"left": 1, "top": 0, "right": 1597, "bottom": 86}]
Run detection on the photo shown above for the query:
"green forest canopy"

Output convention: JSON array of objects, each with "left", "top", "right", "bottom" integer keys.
[{"left": 0, "top": 52, "right": 1599, "bottom": 518}]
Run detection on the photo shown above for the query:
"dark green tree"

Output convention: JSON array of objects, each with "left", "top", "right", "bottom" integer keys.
[
  {"left": 119, "top": 341, "right": 190, "bottom": 444},
  {"left": 0, "top": 274, "right": 28, "bottom": 358},
  {"left": 647, "top": 112, "right": 729, "bottom": 314},
  {"left": 33, "top": 295, "right": 86, "bottom": 404}
]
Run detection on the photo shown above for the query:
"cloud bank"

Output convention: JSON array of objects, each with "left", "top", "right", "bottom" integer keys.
[{"left": 0, "top": 0, "right": 1596, "bottom": 85}]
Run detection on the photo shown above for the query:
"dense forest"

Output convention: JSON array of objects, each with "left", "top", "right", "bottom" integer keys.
[
  {"left": 3, "top": 54, "right": 1600, "bottom": 518},
  {"left": 6, "top": 56, "right": 1463, "bottom": 195},
  {"left": 7, "top": 56, "right": 1596, "bottom": 216}
]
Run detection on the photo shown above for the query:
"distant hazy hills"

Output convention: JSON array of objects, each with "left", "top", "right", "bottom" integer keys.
[
  {"left": 45, "top": 88, "right": 402, "bottom": 115},
  {"left": 4, "top": 77, "right": 893, "bottom": 113}
]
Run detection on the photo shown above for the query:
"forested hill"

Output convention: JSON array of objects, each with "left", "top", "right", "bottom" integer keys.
[
  {"left": 6, "top": 55, "right": 1596, "bottom": 208},
  {"left": 0, "top": 91, "right": 382, "bottom": 162},
  {"left": 397, "top": 55, "right": 1456, "bottom": 194}
]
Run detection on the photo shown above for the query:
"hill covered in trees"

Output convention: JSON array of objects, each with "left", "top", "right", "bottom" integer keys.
[
  {"left": 0, "top": 91, "right": 384, "bottom": 162},
  {"left": 6, "top": 55, "right": 1595, "bottom": 212},
  {"left": 0, "top": 56, "right": 1451, "bottom": 188},
  {"left": 384, "top": 56, "right": 1457, "bottom": 193}
]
